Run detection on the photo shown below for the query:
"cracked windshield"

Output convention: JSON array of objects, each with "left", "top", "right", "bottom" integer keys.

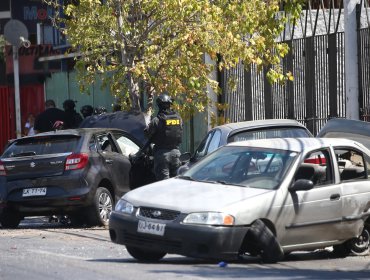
[{"left": 183, "top": 146, "right": 298, "bottom": 189}]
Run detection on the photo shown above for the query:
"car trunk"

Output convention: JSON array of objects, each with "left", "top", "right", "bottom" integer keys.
[
  {"left": 2, "top": 154, "right": 71, "bottom": 180},
  {"left": 1, "top": 135, "right": 81, "bottom": 181}
]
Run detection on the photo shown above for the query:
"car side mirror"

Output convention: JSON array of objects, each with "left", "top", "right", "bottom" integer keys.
[
  {"left": 179, "top": 152, "right": 191, "bottom": 163},
  {"left": 289, "top": 179, "right": 314, "bottom": 192}
]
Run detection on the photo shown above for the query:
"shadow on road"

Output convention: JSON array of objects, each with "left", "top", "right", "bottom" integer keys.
[{"left": 88, "top": 252, "right": 370, "bottom": 279}]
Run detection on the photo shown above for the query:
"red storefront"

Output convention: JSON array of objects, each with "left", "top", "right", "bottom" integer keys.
[{"left": 0, "top": 84, "right": 45, "bottom": 154}]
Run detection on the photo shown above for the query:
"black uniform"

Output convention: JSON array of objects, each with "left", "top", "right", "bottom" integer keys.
[
  {"left": 145, "top": 109, "right": 183, "bottom": 180},
  {"left": 64, "top": 109, "right": 83, "bottom": 128},
  {"left": 34, "top": 108, "right": 68, "bottom": 133}
]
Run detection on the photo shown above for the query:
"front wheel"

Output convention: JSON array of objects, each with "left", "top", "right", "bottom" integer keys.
[
  {"left": 126, "top": 246, "right": 166, "bottom": 262},
  {"left": 348, "top": 226, "right": 370, "bottom": 256},
  {"left": 244, "top": 220, "right": 284, "bottom": 263}
]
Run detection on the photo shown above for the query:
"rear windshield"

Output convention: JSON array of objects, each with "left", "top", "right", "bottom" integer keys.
[
  {"left": 228, "top": 127, "right": 311, "bottom": 142},
  {"left": 2, "top": 136, "right": 81, "bottom": 158}
]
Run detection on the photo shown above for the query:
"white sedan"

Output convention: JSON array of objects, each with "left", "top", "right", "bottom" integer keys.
[{"left": 109, "top": 138, "right": 370, "bottom": 263}]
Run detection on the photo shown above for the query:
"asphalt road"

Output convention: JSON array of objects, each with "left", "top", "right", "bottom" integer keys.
[{"left": 1, "top": 217, "right": 370, "bottom": 280}]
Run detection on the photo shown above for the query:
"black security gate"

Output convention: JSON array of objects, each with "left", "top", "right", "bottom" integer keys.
[{"left": 219, "top": 1, "right": 370, "bottom": 136}]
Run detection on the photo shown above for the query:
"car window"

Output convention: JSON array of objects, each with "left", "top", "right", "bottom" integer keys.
[
  {"left": 88, "top": 135, "right": 97, "bottom": 152},
  {"left": 112, "top": 133, "right": 140, "bottom": 157},
  {"left": 207, "top": 130, "right": 221, "bottom": 154},
  {"left": 185, "top": 146, "right": 298, "bottom": 189},
  {"left": 334, "top": 148, "right": 367, "bottom": 181},
  {"left": 193, "top": 131, "right": 214, "bottom": 160},
  {"left": 2, "top": 136, "right": 80, "bottom": 157},
  {"left": 295, "top": 149, "right": 333, "bottom": 187},
  {"left": 97, "top": 134, "right": 118, "bottom": 153},
  {"left": 228, "top": 127, "right": 311, "bottom": 142}
]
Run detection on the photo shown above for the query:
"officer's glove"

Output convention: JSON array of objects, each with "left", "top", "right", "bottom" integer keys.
[{"left": 129, "top": 150, "right": 145, "bottom": 165}]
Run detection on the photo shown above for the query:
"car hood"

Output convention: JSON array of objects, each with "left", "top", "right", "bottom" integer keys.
[
  {"left": 79, "top": 111, "right": 148, "bottom": 145},
  {"left": 124, "top": 178, "right": 273, "bottom": 213},
  {"left": 317, "top": 118, "right": 370, "bottom": 150}
]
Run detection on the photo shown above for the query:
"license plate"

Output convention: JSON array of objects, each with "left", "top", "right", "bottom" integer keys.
[
  {"left": 137, "top": 220, "right": 165, "bottom": 236},
  {"left": 22, "top": 187, "right": 47, "bottom": 197}
]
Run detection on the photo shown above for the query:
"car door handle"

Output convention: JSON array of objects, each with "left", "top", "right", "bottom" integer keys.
[
  {"left": 330, "top": 193, "right": 340, "bottom": 200},
  {"left": 105, "top": 159, "right": 113, "bottom": 164}
]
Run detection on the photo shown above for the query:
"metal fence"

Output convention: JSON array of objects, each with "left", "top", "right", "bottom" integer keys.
[
  {"left": 359, "top": 27, "right": 370, "bottom": 121},
  {"left": 219, "top": 2, "right": 370, "bottom": 136}
]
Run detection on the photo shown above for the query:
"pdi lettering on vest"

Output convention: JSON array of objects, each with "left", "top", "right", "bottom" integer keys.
[{"left": 166, "top": 119, "right": 180, "bottom": 125}]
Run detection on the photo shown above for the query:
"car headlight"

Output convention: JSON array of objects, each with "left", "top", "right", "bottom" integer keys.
[
  {"left": 183, "top": 212, "right": 234, "bottom": 226},
  {"left": 115, "top": 199, "right": 134, "bottom": 214}
]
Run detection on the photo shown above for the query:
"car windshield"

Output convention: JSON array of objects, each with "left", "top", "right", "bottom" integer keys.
[
  {"left": 183, "top": 146, "right": 298, "bottom": 189},
  {"left": 228, "top": 127, "right": 311, "bottom": 142},
  {"left": 2, "top": 136, "right": 80, "bottom": 158}
]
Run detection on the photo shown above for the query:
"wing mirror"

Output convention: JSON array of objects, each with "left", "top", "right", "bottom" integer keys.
[
  {"left": 179, "top": 152, "right": 191, "bottom": 164},
  {"left": 289, "top": 179, "right": 314, "bottom": 192}
]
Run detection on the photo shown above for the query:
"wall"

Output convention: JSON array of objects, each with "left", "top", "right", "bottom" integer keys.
[{"left": 45, "top": 71, "right": 116, "bottom": 112}]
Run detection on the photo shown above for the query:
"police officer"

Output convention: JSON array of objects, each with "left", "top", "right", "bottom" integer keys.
[
  {"left": 145, "top": 94, "right": 183, "bottom": 180},
  {"left": 63, "top": 99, "right": 83, "bottom": 128},
  {"left": 80, "top": 105, "right": 94, "bottom": 118},
  {"left": 34, "top": 99, "right": 68, "bottom": 133}
]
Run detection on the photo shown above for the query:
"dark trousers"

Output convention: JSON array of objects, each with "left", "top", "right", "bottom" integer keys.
[{"left": 153, "top": 148, "right": 181, "bottom": 180}]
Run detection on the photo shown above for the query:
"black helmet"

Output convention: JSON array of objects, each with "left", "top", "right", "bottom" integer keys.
[
  {"left": 63, "top": 99, "right": 76, "bottom": 110},
  {"left": 80, "top": 105, "right": 94, "bottom": 118},
  {"left": 94, "top": 106, "right": 107, "bottom": 115},
  {"left": 156, "top": 94, "right": 172, "bottom": 110}
]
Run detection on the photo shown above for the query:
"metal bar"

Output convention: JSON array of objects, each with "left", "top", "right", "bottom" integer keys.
[
  {"left": 328, "top": 33, "right": 338, "bottom": 118},
  {"left": 357, "top": 3, "right": 364, "bottom": 119},
  {"left": 263, "top": 67, "right": 272, "bottom": 119},
  {"left": 335, "top": 1, "right": 342, "bottom": 33},
  {"left": 244, "top": 68, "right": 253, "bottom": 121},
  {"left": 305, "top": 36, "right": 316, "bottom": 133}
]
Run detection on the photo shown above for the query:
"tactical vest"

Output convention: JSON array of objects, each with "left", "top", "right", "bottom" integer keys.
[{"left": 152, "top": 112, "right": 183, "bottom": 148}]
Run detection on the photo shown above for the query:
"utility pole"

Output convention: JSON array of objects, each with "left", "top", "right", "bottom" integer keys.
[
  {"left": 344, "top": 0, "right": 360, "bottom": 120},
  {"left": 4, "top": 19, "right": 31, "bottom": 139}
]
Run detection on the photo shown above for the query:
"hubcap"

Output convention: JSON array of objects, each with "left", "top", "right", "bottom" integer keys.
[{"left": 98, "top": 192, "right": 113, "bottom": 222}]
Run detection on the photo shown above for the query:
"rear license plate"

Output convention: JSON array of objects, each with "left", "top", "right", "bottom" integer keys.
[
  {"left": 22, "top": 187, "right": 47, "bottom": 197},
  {"left": 137, "top": 220, "right": 165, "bottom": 236}
]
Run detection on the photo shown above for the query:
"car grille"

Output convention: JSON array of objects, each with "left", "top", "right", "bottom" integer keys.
[
  {"left": 122, "top": 231, "right": 182, "bottom": 249},
  {"left": 138, "top": 207, "right": 180, "bottom": 221}
]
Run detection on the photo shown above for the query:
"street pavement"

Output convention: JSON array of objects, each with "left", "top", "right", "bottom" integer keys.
[{"left": 0, "top": 217, "right": 370, "bottom": 280}]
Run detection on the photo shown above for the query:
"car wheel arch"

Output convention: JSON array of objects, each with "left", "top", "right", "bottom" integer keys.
[
  {"left": 239, "top": 219, "right": 283, "bottom": 263},
  {"left": 98, "top": 178, "right": 115, "bottom": 203},
  {"left": 258, "top": 218, "right": 277, "bottom": 237}
]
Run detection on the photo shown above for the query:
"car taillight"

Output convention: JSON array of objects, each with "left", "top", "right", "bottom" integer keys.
[
  {"left": 0, "top": 161, "right": 6, "bottom": 176},
  {"left": 65, "top": 153, "right": 89, "bottom": 171}
]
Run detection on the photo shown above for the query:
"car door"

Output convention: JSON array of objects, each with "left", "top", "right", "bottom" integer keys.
[
  {"left": 110, "top": 130, "right": 156, "bottom": 189},
  {"left": 281, "top": 149, "right": 343, "bottom": 247},
  {"left": 334, "top": 147, "right": 370, "bottom": 239},
  {"left": 96, "top": 132, "right": 131, "bottom": 198}
]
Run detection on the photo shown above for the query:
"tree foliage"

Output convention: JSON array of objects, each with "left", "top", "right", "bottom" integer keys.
[{"left": 46, "top": 0, "right": 303, "bottom": 117}]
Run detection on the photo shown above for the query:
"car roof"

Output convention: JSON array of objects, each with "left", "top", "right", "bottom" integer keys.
[
  {"left": 21, "top": 128, "right": 122, "bottom": 138},
  {"left": 227, "top": 137, "right": 365, "bottom": 153},
  {"left": 214, "top": 119, "right": 308, "bottom": 132},
  {"left": 79, "top": 111, "right": 147, "bottom": 145},
  {"left": 318, "top": 118, "right": 370, "bottom": 137}
]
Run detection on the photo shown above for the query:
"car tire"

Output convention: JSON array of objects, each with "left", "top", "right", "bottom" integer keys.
[
  {"left": 87, "top": 187, "right": 113, "bottom": 227},
  {"left": 247, "top": 219, "right": 284, "bottom": 263},
  {"left": 348, "top": 226, "right": 370, "bottom": 256},
  {"left": 126, "top": 245, "right": 166, "bottom": 262},
  {"left": 332, "top": 242, "right": 351, "bottom": 258},
  {"left": 0, "top": 210, "right": 22, "bottom": 229}
]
